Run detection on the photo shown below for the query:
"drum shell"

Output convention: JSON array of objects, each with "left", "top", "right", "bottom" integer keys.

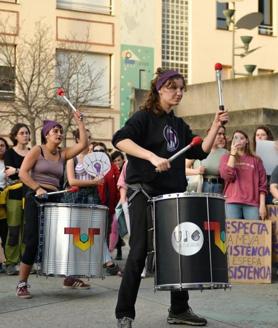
[
  {"left": 39, "top": 203, "right": 108, "bottom": 277},
  {"left": 153, "top": 193, "right": 229, "bottom": 290}
]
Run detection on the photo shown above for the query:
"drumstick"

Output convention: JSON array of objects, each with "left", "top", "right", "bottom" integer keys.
[
  {"left": 168, "top": 136, "right": 203, "bottom": 163},
  {"left": 57, "top": 88, "right": 77, "bottom": 112},
  {"left": 215, "top": 63, "right": 227, "bottom": 125},
  {"left": 36, "top": 186, "right": 79, "bottom": 198},
  {"left": 57, "top": 88, "right": 83, "bottom": 120}
]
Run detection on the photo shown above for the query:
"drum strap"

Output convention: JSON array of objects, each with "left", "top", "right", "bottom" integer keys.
[{"left": 127, "top": 183, "right": 152, "bottom": 202}]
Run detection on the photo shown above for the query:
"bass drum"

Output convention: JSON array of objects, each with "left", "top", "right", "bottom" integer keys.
[{"left": 152, "top": 193, "right": 229, "bottom": 290}]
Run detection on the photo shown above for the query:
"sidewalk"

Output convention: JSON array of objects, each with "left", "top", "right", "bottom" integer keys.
[{"left": 0, "top": 252, "right": 277, "bottom": 328}]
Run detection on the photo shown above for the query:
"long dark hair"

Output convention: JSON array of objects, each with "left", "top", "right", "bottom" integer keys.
[
  {"left": 252, "top": 125, "right": 274, "bottom": 151},
  {"left": 9, "top": 123, "right": 30, "bottom": 146},
  {"left": 140, "top": 67, "right": 186, "bottom": 115},
  {"left": 232, "top": 130, "right": 254, "bottom": 157},
  {"left": 0, "top": 137, "right": 9, "bottom": 159}
]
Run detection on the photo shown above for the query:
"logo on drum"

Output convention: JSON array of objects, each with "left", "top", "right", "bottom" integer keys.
[
  {"left": 64, "top": 227, "right": 100, "bottom": 252},
  {"left": 171, "top": 222, "right": 204, "bottom": 256},
  {"left": 204, "top": 221, "right": 226, "bottom": 254}
]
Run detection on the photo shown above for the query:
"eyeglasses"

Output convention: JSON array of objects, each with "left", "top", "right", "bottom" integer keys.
[{"left": 17, "top": 131, "right": 30, "bottom": 136}]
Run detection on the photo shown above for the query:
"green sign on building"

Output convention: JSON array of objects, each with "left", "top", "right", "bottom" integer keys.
[{"left": 120, "top": 44, "right": 154, "bottom": 126}]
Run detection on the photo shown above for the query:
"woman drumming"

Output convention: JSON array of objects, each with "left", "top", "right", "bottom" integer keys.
[
  {"left": 112, "top": 67, "right": 228, "bottom": 327},
  {"left": 16, "top": 111, "right": 87, "bottom": 298}
]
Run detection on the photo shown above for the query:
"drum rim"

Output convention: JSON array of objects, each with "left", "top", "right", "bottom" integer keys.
[
  {"left": 151, "top": 192, "right": 225, "bottom": 202},
  {"left": 39, "top": 202, "right": 109, "bottom": 210},
  {"left": 155, "top": 282, "right": 231, "bottom": 290}
]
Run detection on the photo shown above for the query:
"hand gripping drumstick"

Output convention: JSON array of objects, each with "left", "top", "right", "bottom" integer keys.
[
  {"left": 168, "top": 136, "right": 203, "bottom": 163},
  {"left": 215, "top": 63, "right": 227, "bottom": 125},
  {"left": 215, "top": 63, "right": 224, "bottom": 112},
  {"left": 57, "top": 88, "right": 83, "bottom": 120},
  {"left": 36, "top": 186, "right": 79, "bottom": 199}
]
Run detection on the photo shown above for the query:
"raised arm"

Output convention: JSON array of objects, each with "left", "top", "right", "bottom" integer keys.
[
  {"left": 63, "top": 111, "right": 88, "bottom": 160},
  {"left": 202, "top": 111, "right": 228, "bottom": 153}
]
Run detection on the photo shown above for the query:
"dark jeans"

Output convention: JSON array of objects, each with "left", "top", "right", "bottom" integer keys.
[{"left": 115, "top": 189, "right": 189, "bottom": 320}]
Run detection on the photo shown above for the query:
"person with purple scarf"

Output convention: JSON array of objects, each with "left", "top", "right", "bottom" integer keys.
[
  {"left": 112, "top": 67, "right": 228, "bottom": 327},
  {"left": 16, "top": 111, "right": 88, "bottom": 299}
]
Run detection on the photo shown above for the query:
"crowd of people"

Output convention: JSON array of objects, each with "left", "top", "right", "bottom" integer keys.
[{"left": 0, "top": 68, "right": 277, "bottom": 328}]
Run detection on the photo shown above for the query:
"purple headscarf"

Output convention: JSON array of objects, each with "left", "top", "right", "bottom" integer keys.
[
  {"left": 156, "top": 70, "right": 183, "bottom": 92},
  {"left": 42, "top": 120, "right": 63, "bottom": 137}
]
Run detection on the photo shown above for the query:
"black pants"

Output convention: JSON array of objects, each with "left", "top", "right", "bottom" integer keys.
[
  {"left": 0, "top": 218, "right": 8, "bottom": 255},
  {"left": 22, "top": 189, "right": 60, "bottom": 265},
  {"left": 115, "top": 189, "right": 189, "bottom": 319}
]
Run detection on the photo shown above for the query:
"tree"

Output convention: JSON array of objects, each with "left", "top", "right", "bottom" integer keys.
[
  {"left": 0, "top": 21, "right": 56, "bottom": 145},
  {"left": 0, "top": 21, "right": 111, "bottom": 146},
  {"left": 55, "top": 44, "right": 111, "bottom": 146}
]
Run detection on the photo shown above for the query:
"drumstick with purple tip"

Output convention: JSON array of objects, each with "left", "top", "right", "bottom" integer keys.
[{"left": 57, "top": 88, "right": 83, "bottom": 120}]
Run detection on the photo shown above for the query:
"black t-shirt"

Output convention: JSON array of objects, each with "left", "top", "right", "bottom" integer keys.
[
  {"left": 4, "top": 147, "right": 25, "bottom": 200},
  {"left": 112, "top": 110, "right": 208, "bottom": 196}
]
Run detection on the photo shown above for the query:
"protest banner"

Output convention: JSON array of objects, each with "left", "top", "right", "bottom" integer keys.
[
  {"left": 226, "top": 219, "right": 272, "bottom": 284},
  {"left": 267, "top": 205, "right": 278, "bottom": 264}
]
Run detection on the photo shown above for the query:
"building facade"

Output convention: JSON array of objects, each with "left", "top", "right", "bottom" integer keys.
[{"left": 0, "top": 0, "right": 121, "bottom": 146}]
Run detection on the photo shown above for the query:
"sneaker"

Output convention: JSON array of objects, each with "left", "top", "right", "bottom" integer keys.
[
  {"left": 6, "top": 264, "right": 18, "bottom": 276},
  {"left": 63, "top": 276, "right": 91, "bottom": 289},
  {"left": 117, "top": 317, "right": 133, "bottom": 328},
  {"left": 105, "top": 263, "right": 122, "bottom": 276},
  {"left": 167, "top": 307, "right": 207, "bottom": 326},
  {"left": 16, "top": 281, "right": 32, "bottom": 299},
  {"left": 0, "top": 263, "right": 5, "bottom": 273}
]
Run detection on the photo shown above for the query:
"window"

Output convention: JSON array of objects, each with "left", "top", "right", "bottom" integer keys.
[
  {"left": 259, "top": 0, "right": 273, "bottom": 35},
  {"left": 57, "top": 0, "right": 112, "bottom": 15},
  {"left": 0, "top": 46, "right": 15, "bottom": 100},
  {"left": 216, "top": 3, "right": 228, "bottom": 30},
  {"left": 162, "top": 0, "right": 189, "bottom": 79},
  {"left": 56, "top": 50, "right": 111, "bottom": 107}
]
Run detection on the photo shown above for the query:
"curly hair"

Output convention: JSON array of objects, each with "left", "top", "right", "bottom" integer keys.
[{"left": 140, "top": 67, "right": 186, "bottom": 115}]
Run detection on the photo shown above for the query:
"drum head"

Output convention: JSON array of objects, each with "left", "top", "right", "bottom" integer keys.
[{"left": 83, "top": 152, "right": 111, "bottom": 177}]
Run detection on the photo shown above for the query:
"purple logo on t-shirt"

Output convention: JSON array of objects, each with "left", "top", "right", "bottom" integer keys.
[{"left": 163, "top": 125, "right": 179, "bottom": 152}]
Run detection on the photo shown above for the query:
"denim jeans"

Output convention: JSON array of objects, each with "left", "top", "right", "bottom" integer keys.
[
  {"left": 225, "top": 203, "right": 259, "bottom": 220},
  {"left": 202, "top": 181, "right": 223, "bottom": 194}
]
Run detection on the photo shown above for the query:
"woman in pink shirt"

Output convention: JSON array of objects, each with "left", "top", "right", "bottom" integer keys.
[{"left": 219, "top": 130, "right": 267, "bottom": 220}]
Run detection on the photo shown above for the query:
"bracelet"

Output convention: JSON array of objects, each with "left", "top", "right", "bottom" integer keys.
[
  {"left": 230, "top": 153, "right": 236, "bottom": 157},
  {"left": 15, "top": 168, "right": 19, "bottom": 174},
  {"left": 34, "top": 185, "right": 41, "bottom": 192}
]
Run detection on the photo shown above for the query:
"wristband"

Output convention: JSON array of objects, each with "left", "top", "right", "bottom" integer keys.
[{"left": 230, "top": 153, "right": 236, "bottom": 157}]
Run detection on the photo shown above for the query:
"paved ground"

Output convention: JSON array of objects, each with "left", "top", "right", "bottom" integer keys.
[{"left": 0, "top": 250, "right": 278, "bottom": 328}]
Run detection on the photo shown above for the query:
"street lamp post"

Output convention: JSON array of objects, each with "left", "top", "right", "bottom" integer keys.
[{"left": 218, "top": 0, "right": 263, "bottom": 78}]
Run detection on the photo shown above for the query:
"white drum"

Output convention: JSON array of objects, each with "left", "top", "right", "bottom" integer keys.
[{"left": 38, "top": 203, "right": 108, "bottom": 278}]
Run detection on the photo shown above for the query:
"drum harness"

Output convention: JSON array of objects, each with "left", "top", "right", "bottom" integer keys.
[{"left": 126, "top": 183, "right": 155, "bottom": 273}]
